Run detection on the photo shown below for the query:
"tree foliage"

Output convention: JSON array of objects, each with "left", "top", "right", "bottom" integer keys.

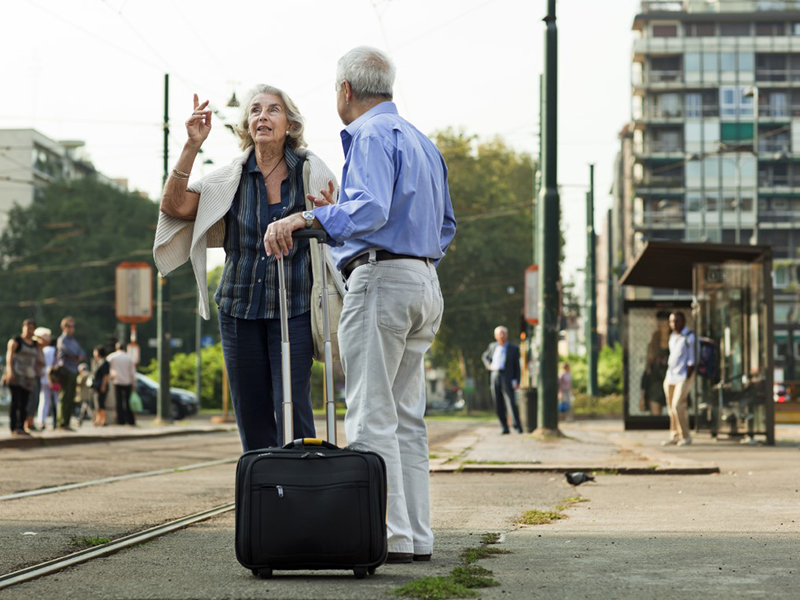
[
  {"left": 0, "top": 176, "right": 202, "bottom": 362},
  {"left": 432, "top": 131, "right": 535, "bottom": 408}
]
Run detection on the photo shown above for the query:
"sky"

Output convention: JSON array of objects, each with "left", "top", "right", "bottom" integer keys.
[{"left": 1, "top": 0, "right": 641, "bottom": 281}]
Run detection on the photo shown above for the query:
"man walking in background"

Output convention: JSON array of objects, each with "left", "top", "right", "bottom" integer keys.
[
  {"left": 56, "top": 316, "right": 86, "bottom": 431},
  {"left": 482, "top": 325, "right": 523, "bottom": 434},
  {"left": 264, "top": 46, "right": 456, "bottom": 564},
  {"left": 108, "top": 342, "right": 137, "bottom": 426}
]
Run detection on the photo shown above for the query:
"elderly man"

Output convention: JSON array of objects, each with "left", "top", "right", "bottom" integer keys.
[
  {"left": 481, "top": 326, "right": 523, "bottom": 434},
  {"left": 264, "top": 46, "right": 456, "bottom": 564},
  {"left": 662, "top": 311, "right": 695, "bottom": 446},
  {"left": 56, "top": 316, "right": 86, "bottom": 431}
]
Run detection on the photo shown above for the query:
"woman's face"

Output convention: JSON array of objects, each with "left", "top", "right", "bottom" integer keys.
[{"left": 248, "top": 93, "right": 290, "bottom": 147}]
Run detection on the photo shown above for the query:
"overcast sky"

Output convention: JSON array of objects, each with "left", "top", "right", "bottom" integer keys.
[{"left": 2, "top": 0, "right": 641, "bottom": 280}]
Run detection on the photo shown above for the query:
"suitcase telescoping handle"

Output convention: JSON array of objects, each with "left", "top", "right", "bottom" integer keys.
[
  {"left": 276, "top": 229, "right": 336, "bottom": 447},
  {"left": 282, "top": 438, "right": 340, "bottom": 450}
]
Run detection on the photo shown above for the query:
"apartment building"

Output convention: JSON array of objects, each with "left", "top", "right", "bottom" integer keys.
[
  {"left": 612, "top": 0, "right": 800, "bottom": 374},
  {"left": 0, "top": 129, "right": 125, "bottom": 235}
]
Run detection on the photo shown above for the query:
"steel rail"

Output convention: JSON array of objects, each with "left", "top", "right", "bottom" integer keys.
[
  {"left": 0, "top": 502, "right": 235, "bottom": 590},
  {"left": 0, "top": 457, "right": 238, "bottom": 502}
]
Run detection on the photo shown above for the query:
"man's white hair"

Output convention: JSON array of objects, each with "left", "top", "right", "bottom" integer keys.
[
  {"left": 494, "top": 326, "right": 508, "bottom": 336},
  {"left": 336, "top": 46, "right": 395, "bottom": 101}
]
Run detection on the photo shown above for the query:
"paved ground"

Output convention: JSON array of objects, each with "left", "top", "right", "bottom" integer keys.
[{"left": 2, "top": 414, "right": 800, "bottom": 599}]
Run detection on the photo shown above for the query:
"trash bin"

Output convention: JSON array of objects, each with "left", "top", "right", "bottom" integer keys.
[{"left": 521, "top": 388, "right": 537, "bottom": 433}]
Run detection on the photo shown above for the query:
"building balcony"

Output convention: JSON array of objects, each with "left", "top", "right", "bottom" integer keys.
[
  {"left": 758, "top": 139, "right": 792, "bottom": 153},
  {"left": 634, "top": 141, "right": 684, "bottom": 158},
  {"left": 633, "top": 209, "right": 686, "bottom": 231},
  {"left": 758, "top": 105, "right": 800, "bottom": 118},
  {"left": 756, "top": 70, "right": 800, "bottom": 84}
]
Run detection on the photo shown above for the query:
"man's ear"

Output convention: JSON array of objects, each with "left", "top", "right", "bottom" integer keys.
[{"left": 343, "top": 80, "right": 353, "bottom": 103}]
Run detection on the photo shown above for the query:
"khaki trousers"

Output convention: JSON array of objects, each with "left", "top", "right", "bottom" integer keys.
[{"left": 663, "top": 376, "right": 694, "bottom": 440}]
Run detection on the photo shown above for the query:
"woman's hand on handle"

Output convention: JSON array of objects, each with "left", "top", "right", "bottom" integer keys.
[{"left": 185, "top": 93, "right": 212, "bottom": 148}]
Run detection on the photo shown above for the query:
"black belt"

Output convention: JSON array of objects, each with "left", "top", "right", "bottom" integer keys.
[{"left": 342, "top": 251, "right": 429, "bottom": 280}]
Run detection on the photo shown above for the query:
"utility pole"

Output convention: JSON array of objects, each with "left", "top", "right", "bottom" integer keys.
[
  {"left": 586, "top": 164, "right": 598, "bottom": 397},
  {"left": 156, "top": 73, "right": 172, "bottom": 424},
  {"left": 536, "top": 0, "right": 560, "bottom": 435}
]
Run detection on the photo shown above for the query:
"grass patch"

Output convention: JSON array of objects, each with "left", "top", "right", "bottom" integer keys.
[
  {"left": 70, "top": 536, "right": 111, "bottom": 548},
  {"left": 460, "top": 546, "right": 511, "bottom": 563},
  {"left": 390, "top": 577, "right": 479, "bottom": 599},
  {"left": 556, "top": 496, "right": 590, "bottom": 510},
  {"left": 450, "top": 565, "right": 499, "bottom": 588},
  {"left": 461, "top": 460, "right": 540, "bottom": 465},
  {"left": 480, "top": 532, "right": 501, "bottom": 545},
  {"left": 572, "top": 392, "right": 623, "bottom": 416},
  {"left": 516, "top": 509, "right": 566, "bottom": 526}
]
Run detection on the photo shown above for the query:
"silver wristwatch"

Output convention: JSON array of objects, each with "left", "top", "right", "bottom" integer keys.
[{"left": 302, "top": 210, "right": 315, "bottom": 229}]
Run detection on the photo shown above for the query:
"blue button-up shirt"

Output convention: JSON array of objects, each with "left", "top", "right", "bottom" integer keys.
[
  {"left": 215, "top": 148, "right": 311, "bottom": 320},
  {"left": 666, "top": 326, "right": 696, "bottom": 384},
  {"left": 313, "top": 102, "right": 457, "bottom": 269}
]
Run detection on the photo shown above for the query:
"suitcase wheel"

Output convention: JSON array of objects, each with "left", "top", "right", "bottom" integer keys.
[
  {"left": 258, "top": 568, "right": 273, "bottom": 579},
  {"left": 368, "top": 566, "right": 377, "bottom": 575},
  {"left": 353, "top": 567, "right": 367, "bottom": 579},
  {"left": 250, "top": 569, "right": 259, "bottom": 577}
]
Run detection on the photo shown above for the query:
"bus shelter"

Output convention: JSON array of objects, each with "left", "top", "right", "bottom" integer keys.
[{"left": 619, "top": 241, "right": 775, "bottom": 445}]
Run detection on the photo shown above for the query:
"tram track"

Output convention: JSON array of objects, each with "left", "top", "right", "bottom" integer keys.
[{"left": 0, "top": 502, "right": 235, "bottom": 591}]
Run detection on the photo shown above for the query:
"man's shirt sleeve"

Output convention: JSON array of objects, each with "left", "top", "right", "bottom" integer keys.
[
  {"left": 314, "top": 133, "right": 395, "bottom": 244},
  {"left": 437, "top": 162, "right": 457, "bottom": 264}
]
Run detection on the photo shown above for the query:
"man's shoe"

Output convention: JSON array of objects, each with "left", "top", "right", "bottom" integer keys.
[
  {"left": 386, "top": 552, "right": 413, "bottom": 564},
  {"left": 515, "top": 425, "right": 523, "bottom": 433},
  {"left": 676, "top": 437, "right": 692, "bottom": 446},
  {"left": 59, "top": 426, "right": 76, "bottom": 432},
  {"left": 661, "top": 438, "right": 679, "bottom": 446},
  {"left": 413, "top": 554, "right": 432, "bottom": 562},
  {"left": 501, "top": 429, "right": 510, "bottom": 435}
]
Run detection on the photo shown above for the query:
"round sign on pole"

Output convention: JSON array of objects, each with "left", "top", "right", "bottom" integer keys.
[{"left": 116, "top": 262, "right": 153, "bottom": 323}]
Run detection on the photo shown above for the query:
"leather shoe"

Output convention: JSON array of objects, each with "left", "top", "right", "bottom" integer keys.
[
  {"left": 413, "top": 554, "right": 432, "bottom": 562},
  {"left": 387, "top": 552, "right": 413, "bottom": 564},
  {"left": 501, "top": 429, "right": 510, "bottom": 435}
]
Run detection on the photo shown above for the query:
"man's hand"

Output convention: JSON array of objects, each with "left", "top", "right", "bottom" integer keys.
[
  {"left": 687, "top": 365, "right": 695, "bottom": 379},
  {"left": 264, "top": 213, "right": 306, "bottom": 257},
  {"left": 305, "top": 180, "right": 336, "bottom": 207},
  {"left": 512, "top": 379, "right": 519, "bottom": 390}
]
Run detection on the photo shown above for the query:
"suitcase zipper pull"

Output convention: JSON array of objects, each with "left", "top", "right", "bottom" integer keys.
[{"left": 277, "top": 485, "right": 284, "bottom": 498}]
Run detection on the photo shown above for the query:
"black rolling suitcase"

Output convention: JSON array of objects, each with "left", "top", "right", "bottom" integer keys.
[{"left": 235, "top": 230, "right": 388, "bottom": 579}]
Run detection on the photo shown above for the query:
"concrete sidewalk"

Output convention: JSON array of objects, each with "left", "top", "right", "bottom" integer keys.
[{"left": 0, "top": 415, "right": 238, "bottom": 449}]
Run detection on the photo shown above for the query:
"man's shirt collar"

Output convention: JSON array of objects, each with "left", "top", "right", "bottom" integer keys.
[{"left": 341, "top": 101, "right": 398, "bottom": 154}]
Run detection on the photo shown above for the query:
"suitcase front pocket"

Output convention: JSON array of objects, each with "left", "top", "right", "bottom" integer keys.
[{"left": 253, "top": 481, "right": 372, "bottom": 565}]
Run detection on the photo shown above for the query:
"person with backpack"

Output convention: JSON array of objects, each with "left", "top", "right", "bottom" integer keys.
[{"left": 662, "top": 311, "right": 696, "bottom": 447}]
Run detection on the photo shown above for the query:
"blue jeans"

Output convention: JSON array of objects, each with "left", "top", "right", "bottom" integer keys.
[{"left": 219, "top": 310, "right": 316, "bottom": 451}]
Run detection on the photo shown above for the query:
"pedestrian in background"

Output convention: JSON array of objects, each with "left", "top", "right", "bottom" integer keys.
[
  {"left": 3, "top": 319, "right": 43, "bottom": 437},
  {"left": 154, "top": 85, "right": 340, "bottom": 450},
  {"left": 37, "top": 331, "right": 59, "bottom": 431},
  {"left": 76, "top": 363, "right": 94, "bottom": 425},
  {"left": 56, "top": 316, "right": 86, "bottom": 431},
  {"left": 481, "top": 326, "right": 523, "bottom": 435},
  {"left": 108, "top": 342, "right": 137, "bottom": 426},
  {"left": 265, "top": 46, "right": 456, "bottom": 564},
  {"left": 92, "top": 346, "right": 110, "bottom": 427},
  {"left": 559, "top": 363, "right": 574, "bottom": 422},
  {"left": 662, "top": 311, "right": 695, "bottom": 447}
]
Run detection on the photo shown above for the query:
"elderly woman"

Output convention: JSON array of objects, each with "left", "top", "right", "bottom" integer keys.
[{"left": 154, "top": 85, "right": 339, "bottom": 451}]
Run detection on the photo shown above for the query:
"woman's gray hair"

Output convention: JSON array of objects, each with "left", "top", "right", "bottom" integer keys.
[
  {"left": 336, "top": 46, "right": 395, "bottom": 101},
  {"left": 235, "top": 84, "right": 306, "bottom": 151}
]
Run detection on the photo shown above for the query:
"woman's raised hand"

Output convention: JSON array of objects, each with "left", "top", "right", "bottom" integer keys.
[{"left": 185, "top": 93, "right": 212, "bottom": 147}]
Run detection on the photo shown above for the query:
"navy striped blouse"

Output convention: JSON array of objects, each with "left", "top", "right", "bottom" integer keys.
[{"left": 215, "top": 148, "right": 311, "bottom": 320}]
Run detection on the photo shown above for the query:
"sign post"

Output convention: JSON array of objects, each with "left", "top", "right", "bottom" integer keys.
[{"left": 115, "top": 262, "right": 154, "bottom": 366}]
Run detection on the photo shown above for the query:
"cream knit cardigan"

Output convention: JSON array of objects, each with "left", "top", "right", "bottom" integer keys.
[{"left": 153, "top": 146, "right": 342, "bottom": 320}]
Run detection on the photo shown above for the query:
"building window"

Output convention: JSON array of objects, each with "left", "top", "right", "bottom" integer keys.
[
  {"left": 653, "top": 24, "right": 678, "bottom": 37},
  {"left": 719, "top": 86, "right": 755, "bottom": 119},
  {"left": 756, "top": 22, "right": 785, "bottom": 36},
  {"left": 739, "top": 52, "right": 754, "bottom": 73},
  {"left": 685, "top": 22, "right": 715, "bottom": 37},
  {"left": 793, "top": 23, "right": 800, "bottom": 36},
  {"left": 721, "top": 22, "right": 750, "bottom": 36},
  {"left": 720, "top": 52, "right": 736, "bottom": 72},
  {"left": 686, "top": 93, "right": 702, "bottom": 117},
  {"left": 658, "top": 93, "right": 681, "bottom": 117},
  {"left": 703, "top": 52, "right": 718, "bottom": 73}
]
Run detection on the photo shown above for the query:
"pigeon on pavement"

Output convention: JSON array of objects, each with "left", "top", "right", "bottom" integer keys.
[{"left": 565, "top": 472, "right": 595, "bottom": 486}]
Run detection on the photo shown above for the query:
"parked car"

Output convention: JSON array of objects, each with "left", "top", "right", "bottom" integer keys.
[{"left": 135, "top": 373, "right": 199, "bottom": 420}]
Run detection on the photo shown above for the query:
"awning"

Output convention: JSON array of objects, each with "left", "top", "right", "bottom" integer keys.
[{"left": 619, "top": 241, "right": 772, "bottom": 290}]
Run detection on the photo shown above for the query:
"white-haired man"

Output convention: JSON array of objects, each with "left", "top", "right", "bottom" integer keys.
[{"left": 264, "top": 46, "right": 457, "bottom": 564}]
